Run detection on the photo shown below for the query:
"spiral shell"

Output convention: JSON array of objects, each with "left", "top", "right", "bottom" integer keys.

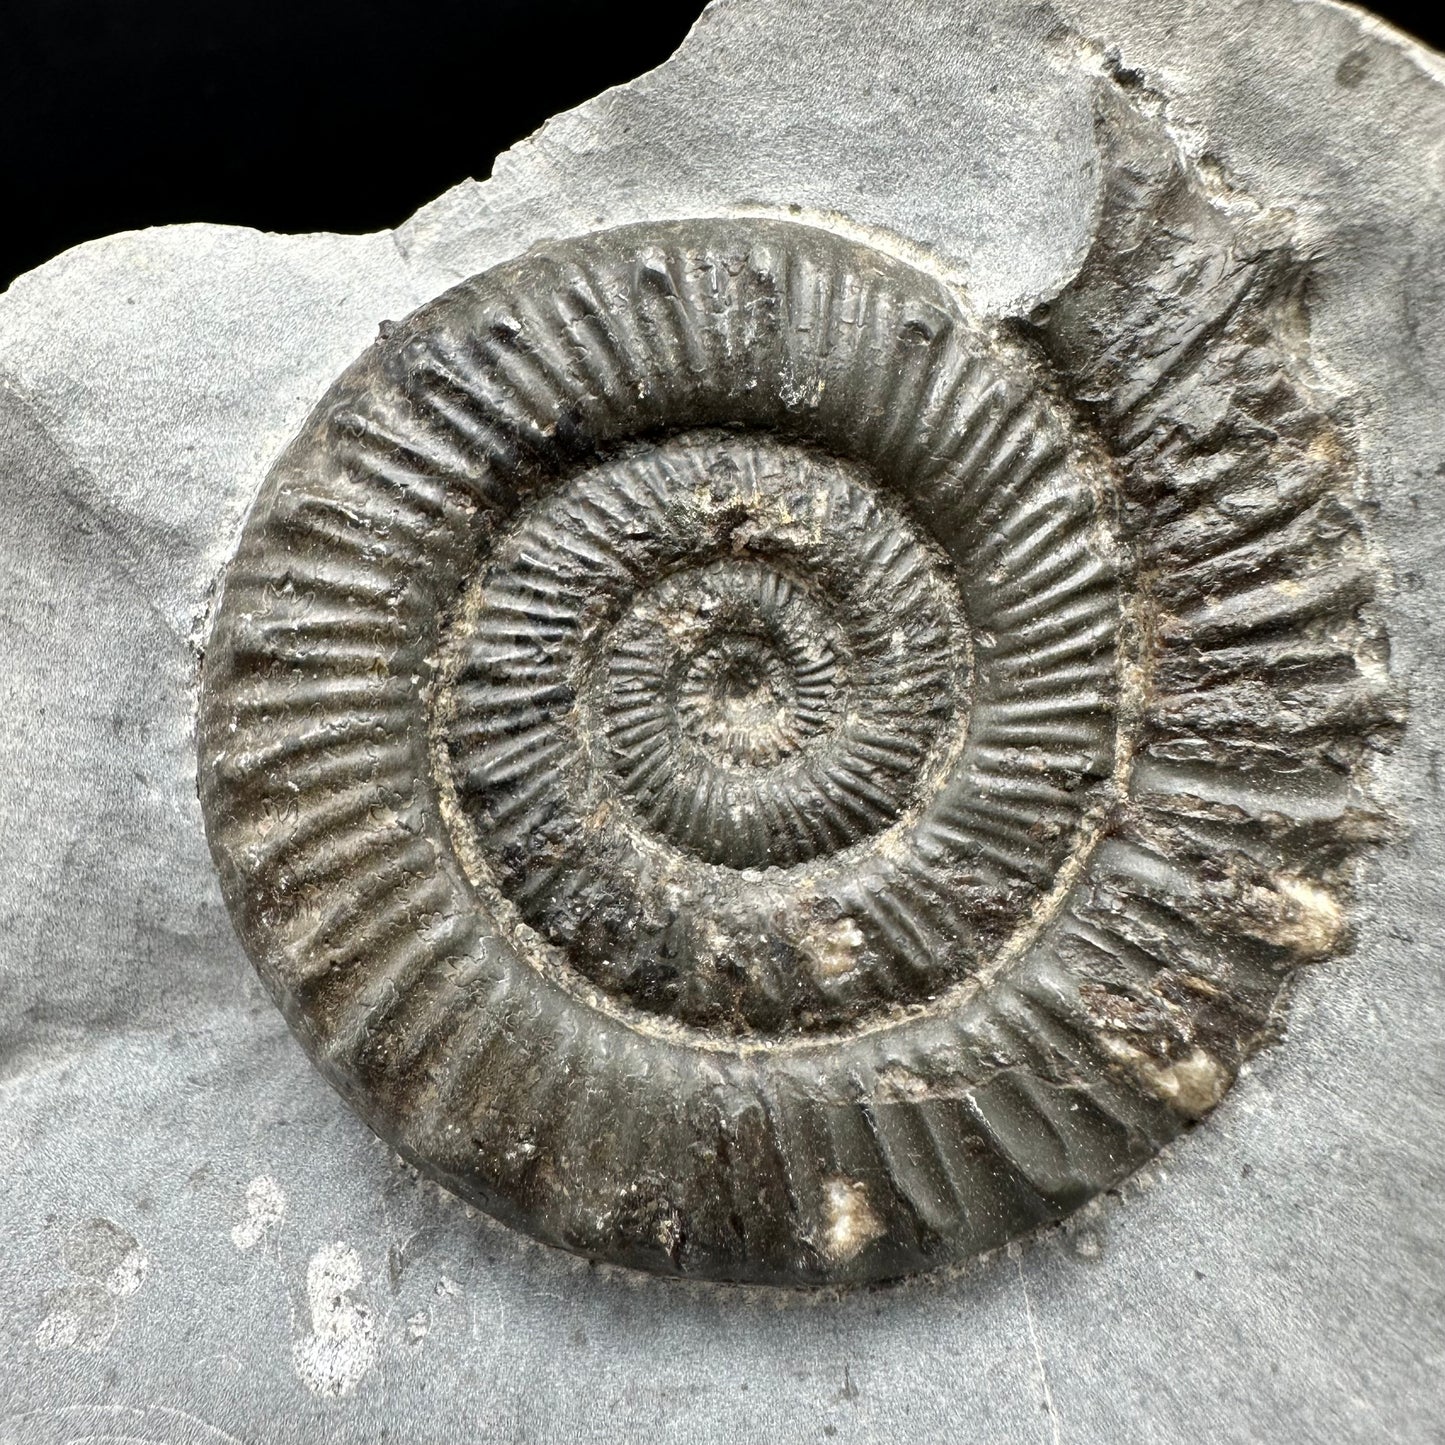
[{"left": 199, "top": 96, "right": 1396, "bottom": 1284}]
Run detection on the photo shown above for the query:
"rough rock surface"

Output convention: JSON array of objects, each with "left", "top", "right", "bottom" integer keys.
[{"left": 2, "top": 0, "right": 1443, "bottom": 1437}]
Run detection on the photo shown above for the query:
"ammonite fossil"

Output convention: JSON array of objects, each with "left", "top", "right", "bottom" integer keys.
[{"left": 199, "top": 94, "right": 1396, "bottom": 1285}]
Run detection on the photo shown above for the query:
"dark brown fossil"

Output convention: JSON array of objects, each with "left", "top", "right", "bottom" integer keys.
[{"left": 198, "top": 93, "right": 1396, "bottom": 1285}]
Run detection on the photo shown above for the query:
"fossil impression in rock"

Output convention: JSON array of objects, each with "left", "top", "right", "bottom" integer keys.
[{"left": 198, "top": 90, "right": 1397, "bottom": 1285}]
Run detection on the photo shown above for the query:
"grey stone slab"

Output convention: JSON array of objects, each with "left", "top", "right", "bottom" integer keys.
[{"left": 1, "top": 0, "right": 1442, "bottom": 1439}]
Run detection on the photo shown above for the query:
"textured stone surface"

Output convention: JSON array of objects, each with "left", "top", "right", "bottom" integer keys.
[{"left": 2, "top": 0, "right": 1444, "bottom": 1433}]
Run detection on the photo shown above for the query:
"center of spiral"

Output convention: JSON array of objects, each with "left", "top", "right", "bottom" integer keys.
[
  {"left": 680, "top": 631, "right": 794, "bottom": 765},
  {"left": 602, "top": 557, "right": 847, "bottom": 833},
  {"left": 599, "top": 541, "right": 938, "bottom": 869}
]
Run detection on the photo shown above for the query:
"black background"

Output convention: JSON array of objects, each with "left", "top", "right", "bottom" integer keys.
[{"left": 1, "top": 0, "right": 1439, "bottom": 291}]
